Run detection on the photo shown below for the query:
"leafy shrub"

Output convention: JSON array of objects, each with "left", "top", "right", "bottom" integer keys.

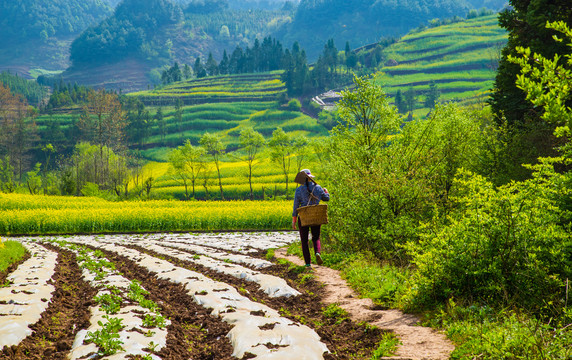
[
  {"left": 287, "top": 99, "right": 301, "bottom": 111},
  {"left": 436, "top": 301, "right": 572, "bottom": 359},
  {"left": 404, "top": 161, "right": 572, "bottom": 312},
  {"left": 327, "top": 78, "right": 485, "bottom": 263}
]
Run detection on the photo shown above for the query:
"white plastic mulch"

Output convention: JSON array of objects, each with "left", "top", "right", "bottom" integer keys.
[
  {"left": 52, "top": 242, "right": 168, "bottom": 360},
  {"left": 91, "top": 235, "right": 301, "bottom": 298},
  {"left": 0, "top": 242, "right": 57, "bottom": 348},
  {"left": 65, "top": 234, "right": 329, "bottom": 359}
]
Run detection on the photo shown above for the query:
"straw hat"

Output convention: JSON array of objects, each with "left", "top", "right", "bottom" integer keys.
[{"left": 294, "top": 169, "right": 315, "bottom": 184}]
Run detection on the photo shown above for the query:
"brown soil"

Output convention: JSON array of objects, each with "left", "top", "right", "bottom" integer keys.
[
  {"left": 0, "top": 244, "right": 96, "bottom": 360},
  {"left": 127, "top": 244, "right": 387, "bottom": 359},
  {"left": 275, "top": 248, "right": 455, "bottom": 360},
  {"left": 90, "top": 245, "right": 236, "bottom": 360}
]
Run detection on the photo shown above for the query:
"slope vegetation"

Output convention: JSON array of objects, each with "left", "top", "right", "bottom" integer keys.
[
  {"left": 277, "top": 0, "right": 472, "bottom": 60},
  {"left": 375, "top": 14, "right": 507, "bottom": 112},
  {"left": 128, "top": 71, "right": 327, "bottom": 160}
]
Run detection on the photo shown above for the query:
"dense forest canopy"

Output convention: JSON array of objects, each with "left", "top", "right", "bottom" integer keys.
[
  {"left": 70, "top": 0, "right": 184, "bottom": 65},
  {"left": 277, "top": 0, "right": 473, "bottom": 59},
  {"left": 68, "top": 0, "right": 294, "bottom": 70},
  {"left": 0, "top": 0, "right": 112, "bottom": 46}
]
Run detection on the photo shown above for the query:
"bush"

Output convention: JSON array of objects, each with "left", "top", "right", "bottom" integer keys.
[
  {"left": 287, "top": 99, "right": 302, "bottom": 111},
  {"left": 404, "top": 161, "right": 572, "bottom": 312},
  {"left": 327, "top": 83, "right": 486, "bottom": 263}
]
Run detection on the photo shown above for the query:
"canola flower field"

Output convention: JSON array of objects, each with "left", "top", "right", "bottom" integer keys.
[{"left": 0, "top": 193, "right": 291, "bottom": 234}]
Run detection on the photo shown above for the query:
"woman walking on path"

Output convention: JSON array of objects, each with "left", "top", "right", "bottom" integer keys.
[{"left": 292, "top": 169, "right": 330, "bottom": 267}]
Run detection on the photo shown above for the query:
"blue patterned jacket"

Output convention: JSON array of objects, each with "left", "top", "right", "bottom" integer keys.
[{"left": 292, "top": 182, "right": 330, "bottom": 217}]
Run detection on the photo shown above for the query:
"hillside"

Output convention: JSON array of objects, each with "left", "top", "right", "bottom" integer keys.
[
  {"left": 129, "top": 71, "right": 327, "bottom": 160},
  {"left": 35, "top": 71, "right": 327, "bottom": 163},
  {"left": 276, "top": 0, "right": 473, "bottom": 60},
  {"left": 373, "top": 14, "right": 507, "bottom": 116},
  {"left": 0, "top": 0, "right": 112, "bottom": 77},
  {"left": 60, "top": 0, "right": 293, "bottom": 90}
]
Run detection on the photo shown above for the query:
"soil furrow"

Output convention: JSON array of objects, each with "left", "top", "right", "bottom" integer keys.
[
  {"left": 0, "top": 244, "right": 95, "bottom": 360},
  {"left": 127, "top": 244, "right": 386, "bottom": 359},
  {"left": 88, "top": 245, "right": 235, "bottom": 360}
]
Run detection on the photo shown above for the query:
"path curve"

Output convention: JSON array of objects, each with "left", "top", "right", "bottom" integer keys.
[{"left": 275, "top": 248, "right": 454, "bottom": 360}]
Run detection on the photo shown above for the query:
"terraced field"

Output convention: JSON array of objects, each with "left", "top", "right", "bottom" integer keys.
[
  {"left": 0, "top": 233, "right": 387, "bottom": 359},
  {"left": 35, "top": 72, "right": 328, "bottom": 163},
  {"left": 129, "top": 72, "right": 327, "bottom": 160},
  {"left": 376, "top": 14, "right": 507, "bottom": 111},
  {"left": 131, "top": 72, "right": 286, "bottom": 106}
]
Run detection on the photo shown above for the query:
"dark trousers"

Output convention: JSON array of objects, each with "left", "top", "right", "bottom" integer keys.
[{"left": 298, "top": 218, "right": 321, "bottom": 265}]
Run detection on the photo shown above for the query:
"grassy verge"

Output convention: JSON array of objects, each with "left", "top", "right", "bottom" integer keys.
[
  {"left": 285, "top": 241, "right": 572, "bottom": 359},
  {"left": 0, "top": 239, "right": 27, "bottom": 273}
]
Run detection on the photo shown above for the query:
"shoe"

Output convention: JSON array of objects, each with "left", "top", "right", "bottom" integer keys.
[
  {"left": 316, "top": 252, "right": 323, "bottom": 265},
  {"left": 305, "top": 264, "right": 312, "bottom": 268}
]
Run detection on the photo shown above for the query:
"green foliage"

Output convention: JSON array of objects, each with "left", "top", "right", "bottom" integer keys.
[
  {"left": 287, "top": 99, "right": 301, "bottom": 111},
  {"left": 70, "top": 0, "right": 183, "bottom": 65},
  {"left": 404, "top": 162, "right": 572, "bottom": 312},
  {"left": 282, "top": 0, "right": 471, "bottom": 60},
  {"left": 509, "top": 21, "right": 572, "bottom": 155},
  {"left": 370, "top": 332, "right": 400, "bottom": 359},
  {"left": 85, "top": 315, "right": 125, "bottom": 356},
  {"left": 328, "top": 82, "right": 488, "bottom": 262},
  {"left": 0, "top": 72, "right": 48, "bottom": 106},
  {"left": 437, "top": 301, "right": 572, "bottom": 359},
  {"left": 322, "top": 304, "right": 348, "bottom": 325},
  {"left": 490, "top": 0, "right": 572, "bottom": 126},
  {"left": 94, "top": 292, "right": 123, "bottom": 315},
  {"left": 142, "top": 313, "right": 167, "bottom": 329},
  {"left": 342, "top": 254, "right": 410, "bottom": 307},
  {"left": 0, "top": 0, "right": 111, "bottom": 45}
]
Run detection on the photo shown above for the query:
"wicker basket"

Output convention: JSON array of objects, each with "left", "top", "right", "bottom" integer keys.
[{"left": 297, "top": 204, "right": 328, "bottom": 227}]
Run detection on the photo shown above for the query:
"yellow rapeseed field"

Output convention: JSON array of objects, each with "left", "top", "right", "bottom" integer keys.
[{"left": 0, "top": 193, "right": 291, "bottom": 234}]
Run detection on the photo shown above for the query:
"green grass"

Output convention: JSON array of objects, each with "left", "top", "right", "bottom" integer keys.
[{"left": 0, "top": 240, "right": 27, "bottom": 273}]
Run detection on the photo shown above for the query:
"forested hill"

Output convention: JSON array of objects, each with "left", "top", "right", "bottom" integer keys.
[
  {"left": 0, "top": 0, "right": 112, "bottom": 46},
  {"left": 62, "top": 0, "right": 294, "bottom": 90},
  {"left": 276, "top": 0, "right": 474, "bottom": 59},
  {"left": 70, "top": 0, "right": 184, "bottom": 65},
  {"left": 0, "top": 0, "right": 112, "bottom": 76}
]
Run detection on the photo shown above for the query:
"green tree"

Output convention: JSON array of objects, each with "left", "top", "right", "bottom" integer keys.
[
  {"left": 238, "top": 127, "right": 266, "bottom": 200},
  {"left": 0, "top": 83, "right": 37, "bottom": 180},
  {"left": 404, "top": 87, "right": 416, "bottom": 114},
  {"left": 292, "top": 136, "right": 310, "bottom": 172},
  {"left": 336, "top": 76, "right": 401, "bottom": 168},
  {"left": 41, "top": 144, "right": 55, "bottom": 195},
  {"left": 154, "top": 107, "right": 166, "bottom": 145},
  {"left": 194, "top": 57, "right": 207, "bottom": 78},
  {"left": 26, "top": 163, "right": 42, "bottom": 195},
  {"left": 0, "top": 156, "right": 15, "bottom": 193},
  {"left": 395, "top": 89, "right": 406, "bottom": 114},
  {"left": 206, "top": 52, "right": 219, "bottom": 76},
  {"left": 424, "top": 81, "right": 440, "bottom": 109},
  {"left": 268, "top": 127, "right": 294, "bottom": 198},
  {"left": 168, "top": 140, "right": 205, "bottom": 200},
  {"left": 489, "top": 0, "right": 572, "bottom": 126},
  {"left": 78, "top": 89, "right": 126, "bottom": 188},
  {"left": 508, "top": 21, "right": 572, "bottom": 155},
  {"left": 200, "top": 132, "right": 226, "bottom": 200}
]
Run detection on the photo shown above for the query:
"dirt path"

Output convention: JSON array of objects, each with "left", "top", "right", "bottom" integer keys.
[{"left": 275, "top": 248, "right": 455, "bottom": 360}]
